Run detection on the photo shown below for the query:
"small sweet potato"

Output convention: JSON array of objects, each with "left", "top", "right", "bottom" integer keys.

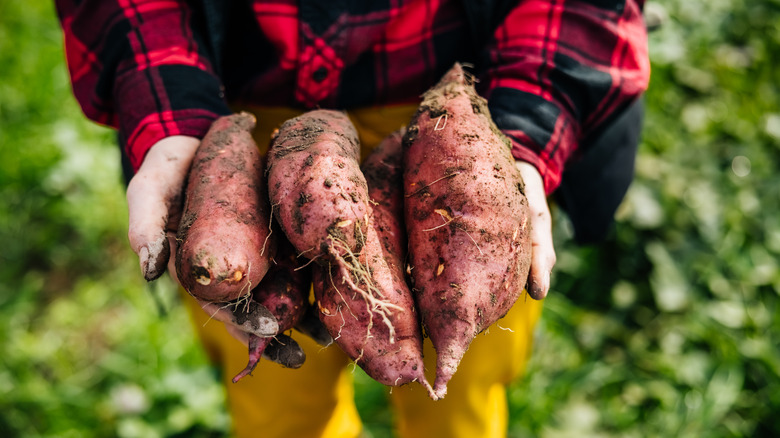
[
  {"left": 294, "top": 301, "right": 333, "bottom": 347},
  {"left": 232, "top": 238, "right": 310, "bottom": 382},
  {"left": 176, "top": 113, "right": 277, "bottom": 302},
  {"left": 403, "top": 63, "right": 532, "bottom": 399},
  {"left": 266, "top": 110, "right": 369, "bottom": 263},
  {"left": 314, "top": 131, "right": 435, "bottom": 398}
]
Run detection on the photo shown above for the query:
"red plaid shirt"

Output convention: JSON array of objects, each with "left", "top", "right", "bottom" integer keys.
[{"left": 56, "top": 0, "right": 649, "bottom": 194}]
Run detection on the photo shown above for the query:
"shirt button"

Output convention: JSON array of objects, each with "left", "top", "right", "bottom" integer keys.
[{"left": 312, "top": 66, "right": 328, "bottom": 83}]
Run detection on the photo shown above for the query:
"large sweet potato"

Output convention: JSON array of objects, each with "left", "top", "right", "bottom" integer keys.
[
  {"left": 266, "top": 110, "right": 369, "bottom": 263},
  {"left": 403, "top": 63, "right": 532, "bottom": 399},
  {"left": 313, "top": 132, "right": 435, "bottom": 398},
  {"left": 176, "top": 113, "right": 277, "bottom": 303}
]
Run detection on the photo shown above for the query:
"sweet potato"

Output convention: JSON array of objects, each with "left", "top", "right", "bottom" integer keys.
[
  {"left": 232, "top": 238, "right": 310, "bottom": 382},
  {"left": 266, "top": 109, "right": 369, "bottom": 263},
  {"left": 176, "top": 112, "right": 277, "bottom": 302},
  {"left": 313, "top": 131, "right": 435, "bottom": 398},
  {"left": 294, "top": 301, "right": 334, "bottom": 347},
  {"left": 403, "top": 63, "right": 532, "bottom": 399}
]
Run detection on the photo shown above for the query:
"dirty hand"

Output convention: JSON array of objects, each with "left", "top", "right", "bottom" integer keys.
[
  {"left": 125, "top": 135, "right": 309, "bottom": 365},
  {"left": 126, "top": 135, "right": 199, "bottom": 281},
  {"left": 515, "top": 161, "right": 556, "bottom": 300},
  {"left": 125, "top": 136, "right": 271, "bottom": 338}
]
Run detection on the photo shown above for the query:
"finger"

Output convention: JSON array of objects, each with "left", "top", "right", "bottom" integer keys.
[
  {"left": 225, "top": 323, "right": 250, "bottom": 348},
  {"left": 516, "top": 161, "right": 556, "bottom": 300},
  {"left": 527, "top": 215, "right": 555, "bottom": 300},
  {"left": 198, "top": 299, "right": 280, "bottom": 338},
  {"left": 263, "top": 334, "right": 306, "bottom": 369},
  {"left": 127, "top": 172, "right": 172, "bottom": 281},
  {"left": 126, "top": 136, "right": 200, "bottom": 281}
]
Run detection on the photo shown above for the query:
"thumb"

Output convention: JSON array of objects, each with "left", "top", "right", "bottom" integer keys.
[
  {"left": 515, "top": 161, "right": 556, "bottom": 300},
  {"left": 127, "top": 135, "right": 200, "bottom": 281}
]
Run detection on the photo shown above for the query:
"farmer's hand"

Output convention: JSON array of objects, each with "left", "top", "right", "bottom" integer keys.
[
  {"left": 200, "top": 299, "right": 306, "bottom": 371},
  {"left": 515, "top": 161, "right": 556, "bottom": 300},
  {"left": 127, "top": 135, "right": 200, "bottom": 281},
  {"left": 126, "top": 135, "right": 306, "bottom": 365},
  {"left": 126, "top": 136, "right": 269, "bottom": 340}
]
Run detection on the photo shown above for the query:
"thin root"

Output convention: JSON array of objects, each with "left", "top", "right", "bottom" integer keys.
[
  {"left": 405, "top": 172, "right": 460, "bottom": 198},
  {"left": 458, "top": 226, "right": 484, "bottom": 256},
  {"left": 326, "top": 236, "right": 402, "bottom": 345},
  {"left": 261, "top": 203, "right": 278, "bottom": 256},
  {"left": 422, "top": 211, "right": 460, "bottom": 232},
  {"left": 294, "top": 254, "right": 321, "bottom": 271},
  {"left": 434, "top": 114, "right": 448, "bottom": 131},
  {"left": 496, "top": 323, "right": 514, "bottom": 332}
]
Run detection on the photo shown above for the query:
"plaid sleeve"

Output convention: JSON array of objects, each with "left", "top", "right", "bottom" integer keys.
[
  {"left": 56, "top": 0, "right": 231, "bottom": 171},
  {"left": 481, "top": 0, "right": 650, "bottom": 194}
]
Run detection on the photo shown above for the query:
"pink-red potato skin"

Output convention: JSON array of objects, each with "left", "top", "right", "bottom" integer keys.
[
  {"left": 176, "top": 113, "right": 277, "bottom": 302},
  {"left": 402, "top": 63, "right": 532, "bottom": 399},
  {"left": 232, "top": 238, "right": 310, "bottom": 382},
  {"left": 313, "top": 132, "right": 434, "bottom": 397},
  {"left": 266, "top": 110, "right": 369, "bottom": 261}
]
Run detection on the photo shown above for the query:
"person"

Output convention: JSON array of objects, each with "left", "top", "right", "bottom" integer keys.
[{"left": 56, "top": 0, "right": 649, "bottom": 436}]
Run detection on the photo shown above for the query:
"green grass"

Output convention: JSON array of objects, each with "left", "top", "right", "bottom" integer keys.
[{"left": 1, "top": 0, "right": 778, "bottom": 437}]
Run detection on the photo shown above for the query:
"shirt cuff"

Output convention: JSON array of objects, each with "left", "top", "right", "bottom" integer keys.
[
  {"left": 503, "top": 132, "right": 563, "bottom": 196},
  {"left": 114, "top": 64, "right": 232, "bottom": 171}
]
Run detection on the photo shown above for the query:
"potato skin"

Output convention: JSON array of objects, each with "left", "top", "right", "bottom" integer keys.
[
  {"left": 232, "top": 238, "right": 310, "bottom": 382},
  {"left": 313, "top": 132, "right": 434, "bottom": 397},
  {"left": 403, "top": 63, "right": 532, "bottom": 398},
  {"left": 176, "top": 112, "right": 277, "bottom": 302},
  {"left": 313, "top": 227, "right": 431, "bottom": 391},
  {"left": 252, "top": 237, "right": 310, "bottom": 333},
  {"left": 267, "top": 110, "right": 369, "bottom": 261}
]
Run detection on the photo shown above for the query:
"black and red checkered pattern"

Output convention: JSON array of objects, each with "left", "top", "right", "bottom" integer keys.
[{"left": 56, "top": 0, "right": 649, "bottom": 194}]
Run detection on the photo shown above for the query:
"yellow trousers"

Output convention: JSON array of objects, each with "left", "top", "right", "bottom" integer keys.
[{"left": 182, "top": 105, "right": 545, "bottom": 438}]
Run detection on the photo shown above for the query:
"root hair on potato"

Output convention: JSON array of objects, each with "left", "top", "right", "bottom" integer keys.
[
  {"left": 200, "top": 304, "right": 221, "bottom": 327},
  {"left": 333, "top": 306, "right": 347, "bottom": 342},
  {"left": 496, "top": 323, "right": 514, "bottom": 332},
  {"left": 327, "top": 238, "right": 403, "bottom": 343},
  {"left": 433, "top": 113, "right": 448, "bottom": 131},
  {"left": 298, "top": 247, "right": 315, "bottom": 257},
  {"left": 294, "top": 254, "right": 320, "bottom": 271},
  {"left": 405, "top": 171, "right": 460, "bottom": 198},
  {"left": 422, "top": 212, "right": 460, "bottom": 232},
  {"left": 326, "top": 266, "right": 359, "bottom": 323},
  {"left": 261, "top": 203, "right": 278, "bottom": 257},
  {"left": 218, "top": 266, "right": 254, "bottom": 314},
  {"left": 421, "top": 210, "right": 483, "bottom": 255},
  {"left": 233, "top": 286, "right": 254, "bottom": 313},
  {"left": 199, "top": 279, "right": 257, "bottom": 329},
  {"left": 460, "top": 227, "right": 484, "bottom": 256},
  {"left": 200, "top": 300, "right": 237, "bottom": 327}
]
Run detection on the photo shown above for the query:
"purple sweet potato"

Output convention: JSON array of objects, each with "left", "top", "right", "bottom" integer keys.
[
  {"left": 402, "top": 63, "right": 532, "bottom": 399},
  {"left": 313, "top": 131, "right": 435, "bottom": 398},
  {"left": 176, "top": 113, "right": 278, "bottom": 302},
  {"left": 232, "top": 238, "right": 310, "bottom": 382},
  {"left": 266, "top": 110, "right": 370, "bottom": 263},
  {"left": 294, "top": 300, "right": 334, "bottom": 347}
]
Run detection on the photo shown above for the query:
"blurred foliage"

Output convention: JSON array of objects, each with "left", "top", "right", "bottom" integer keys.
[
  {"left": 0, "top": 2, "right": 227, "bottom": 437},
  {"left": 1, "top": 0, "right": 778, "bottom": 437},
  {"left": 505, "top": 0, "right": 780, "bottom": 437}
]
